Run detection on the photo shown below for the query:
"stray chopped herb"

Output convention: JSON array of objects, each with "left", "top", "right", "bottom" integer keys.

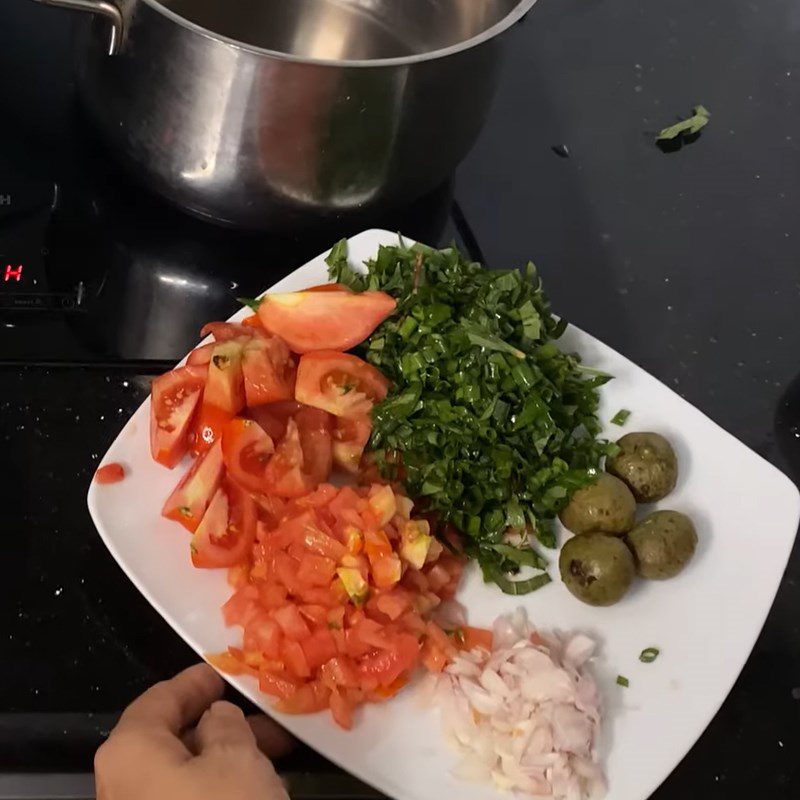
[
  {"left": 639, "top": 647, "right": 660, "bottom": 663},
  {"left": 616, "top": 675, "right": 629, "bottom": 688},
  {"left": 237, "top": 296, "right": 262, "bottom": 312},
  {"left": 655, "top": 105, "right": 710, "bottom": 145},
  {"left": 329, "top": 239, "right": 615, "bottom": 593},
  {"left": 611, "top": 409, "right": 631, "bottom": 426}
]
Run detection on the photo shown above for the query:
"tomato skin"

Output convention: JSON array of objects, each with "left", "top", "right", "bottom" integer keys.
[
  {"left": 257, "top": 290, "right": 396, "bottom": 354},
  {"left": 162, "top": 439, "right": 224, "bottom": 532},
  {"left": 205, "top": 650, "right": 258, "bottom": 677},
  {"left": 191, "top": 478, "right": 257, "bottom": 568},
  {"left": 94, "top": 463, "right": 125, "bottom": 484},
  {"left": 275, "top": 680, "right": 331, "bottom": 714},
  {"left": 150, "top": 365, "right": 206, "bottom": 468},
  {"left": 244, "top": 613, "right": 283, "bottom": 657},
  {"left": 295, "top": 351, "right": 389, "bottom": 418},
  {"left": 282, "top": 638, "right": 312, "bottom": 678},
  {"left": 221, "top": 417, "right": 275, "bottom": 493},
  {"left": 242, "top": 335, "right": 296, "bottom": 407}
]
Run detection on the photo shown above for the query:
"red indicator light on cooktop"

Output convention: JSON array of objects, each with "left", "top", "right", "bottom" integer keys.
[{"left": 4, "top": 265, "right": 23, "bottom": 282}]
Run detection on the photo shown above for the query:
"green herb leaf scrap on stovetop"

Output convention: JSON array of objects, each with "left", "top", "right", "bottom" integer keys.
[{"left": 328, "top": 238, "right": 616, "bottom": 594}]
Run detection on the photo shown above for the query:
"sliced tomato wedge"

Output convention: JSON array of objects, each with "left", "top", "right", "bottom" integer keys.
[
  {"left": 189, "top": 402, "right": 233, "bottom": 457},
  {"left": 242, "top": 335, "right": 296, "bottom": 407},
  {"left": 150, "top": 365, "right": 207, "bottom": 468},
  {"left": 221, "top": 417, "right": 275, "bottom": 493},
  {"left": 256, "top": 290, "right": 396, "bottom": 353},
  {"left": 204, "top": 340, "right": 246, "bottom": 414},
  {"left": 162, "top": 439, "right": 225, "bottom": 532},
  {"left": 332, "top": 414, "right": 371, "bottom": 473},
  {"left": 191, "top": 478, "right": 257, "bottom": 568},
  {"left": 262, "top": 418, "right": 315, "bottom": 498},
  {"left": 295, "top": 351, "right": 388, "bottom": 418}
]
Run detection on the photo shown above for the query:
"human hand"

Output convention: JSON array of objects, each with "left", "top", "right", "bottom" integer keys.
[{"left": 95, "top": 663, "right": 293, "bottom": 800}]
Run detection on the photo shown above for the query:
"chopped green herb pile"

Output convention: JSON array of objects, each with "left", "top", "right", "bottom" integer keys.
[
  {"left": 639, "top": 647, "right": 660, "bottom": 663},
  {"left": 328, "top": 239, "right": 616, "bottom": 594},
  {"left": 655, "top": 105, "right": 710, "bottom": 144},
  {"left": 616, "top": 675, "right": 630, "bottom": 688},
  {"left": 611, "top": 409, "right": 631, "bottom": 426}
]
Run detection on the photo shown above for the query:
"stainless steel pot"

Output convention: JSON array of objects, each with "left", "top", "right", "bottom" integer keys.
[{"left": 31, "top": 0, "right": 536, "bottom": 229}]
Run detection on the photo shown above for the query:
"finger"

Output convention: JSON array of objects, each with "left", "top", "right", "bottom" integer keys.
[
  {"left": 196, "top": 700, "right": 258, "bottom": 753},
  {"left": 117, "top": 663, "right": 224, "bottom": 736},
  {"left": 246, "top": 714, "right": 295, "bottom": 759}
]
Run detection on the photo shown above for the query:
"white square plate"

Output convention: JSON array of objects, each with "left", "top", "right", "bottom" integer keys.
[{"left": 88, "top": 229, "right": 799, "bottom": 800}]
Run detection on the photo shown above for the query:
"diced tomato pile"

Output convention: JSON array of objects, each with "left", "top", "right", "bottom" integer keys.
[
  {"left": 208, "top": 483, "right": 470, "bottom": 729},
  {"left": 146, "top": 283, "right": 489, "bottom": 727}
]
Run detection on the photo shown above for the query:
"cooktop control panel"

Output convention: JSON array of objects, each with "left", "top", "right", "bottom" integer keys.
[{"left": 0, "top": 180, "right": 86, "bottom": 313}]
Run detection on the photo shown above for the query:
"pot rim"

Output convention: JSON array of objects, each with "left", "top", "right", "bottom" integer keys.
[{"left": 140, "top": 0, "right": 538, "bottom": 66}]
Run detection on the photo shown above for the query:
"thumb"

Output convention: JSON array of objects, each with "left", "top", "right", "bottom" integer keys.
[{"left": 195, "top": 701, "right": 258, "bottom": 753}]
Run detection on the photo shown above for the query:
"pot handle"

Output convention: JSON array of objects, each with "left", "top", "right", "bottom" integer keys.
[{"left": 31, "top": 0, "right": 123, "bottom": 55}]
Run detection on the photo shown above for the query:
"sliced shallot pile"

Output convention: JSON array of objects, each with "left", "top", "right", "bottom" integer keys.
[{"left": 433, "top": 609, "right": 606, "bottom": 800}]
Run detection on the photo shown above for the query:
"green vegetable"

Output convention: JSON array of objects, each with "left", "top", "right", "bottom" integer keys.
[
  {"left": 616, "top": 675, "right": 630, "bottom": 687},
  {"left": 611, "top": 409, "right": 631, "bottom": 426},
  {"left": 237, "top": 296, "right": 262, "bottom": 312},
  {"left": 639, "top": 647, "right": 660, "bottom": 663},
  {"left": 328, "top": 239, "right": 615, "bottom": 592},
  {"left": 655, "top": 105, "right": 710, "bottom": 143}
]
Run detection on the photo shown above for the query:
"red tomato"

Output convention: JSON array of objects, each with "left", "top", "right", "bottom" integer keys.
[
  {"left": 205, "top": 650, "right": 257, "bottom": 677},
  {"left": 94, "top": 463, "right": 125, "bottom": 484},
  {"left": 244, "top": 613, "right": 283, "bottom": 657},
  {"left": 282, "top": 639, "right": 312, "bottom": 678},
  {"left": 242, "top": 335, "right": 296, "bottom": 407},
  {"left": 297, "top": 554, "right": 337, "bottom": 587},
  {"left": 295, "top": 351, "right": 389, "bottom": 418},
  {"left": 162, "top": 439, "right": 224, "bottom": 532},
  {"left": 189, "top": 402, "right": 233, "bottom": 457},
  {"left": 274, "top": 604, "right": 312, "bottom": 641},
  {"left": 204, "top": 340, "right": 246, "bottom": 414},
  {"left": 459, "top": 626, "right": 493, "bottom": 652},
  {"left": 249, "top": 400, "right": 302, "bottom": 441},
  {"left": 357, "top": 633, "right": 419, "bottom": 687},
  {"left": 259, "top": 670, "right": 299, "bottom": 700},
  {"left": 275, "top": 680, "right": 330, "bottom": 714},
  {"left": 186, "top": 342, "right": 215, "bottom": 366},
  {"left": 200, "top": 321, "right": 262, "bottom": 342},
  {"left": 241, "top": 314, "right": 265, "bottom": 330},
  {"left": 191, "top": 478, "right": 256, "bottom": 568},
  {"left": 305, "top": 283, "right": 352, "bottom": 293},
  {"left": 294, "top": 406, "right": 333, "bottom": 485},
  {"left": 262, "top": 419, "right": 315, "bottom": 498},
  {"left": 329, "top": 689, "right": 354, "bottom": 730},
  {"left": 332, "top": 414, "right": 372, "bottom": 473},
  {"left": 256, "top": 290, "right": 396, "bottom": 353},
  {"left": 222, "top": 584, "right": 259, "bottom": 627},
  {"left": 221, "top": 417, "right": 275, "bottom": 493},
  {"left": 150, "top": 365, "right": 206, "bottom": 468}
]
